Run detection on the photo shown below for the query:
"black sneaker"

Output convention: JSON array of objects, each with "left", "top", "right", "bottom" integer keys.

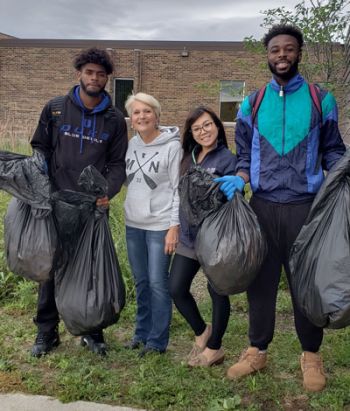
[
  {"left": 31, "top": 328, "right": 60, "bottom": 357},
  {"left": 81, "top": 331, "right": 107, "bottom": 356}
]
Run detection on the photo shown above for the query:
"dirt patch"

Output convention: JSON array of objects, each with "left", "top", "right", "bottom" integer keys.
[
  {"left": 190, "top": 269, "right": 209, "bottom": 301},
  {"left": 282, "top": 394, "right": 310, "bottom": 410},
  {"left": 0, "top": 371, "right": 25, "bottom": 392}
]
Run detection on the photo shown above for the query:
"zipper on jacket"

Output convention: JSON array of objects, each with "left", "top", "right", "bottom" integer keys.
[
  {"left": 279, "top": 85, "right": 284, "bottom": 97},
  {"left": 280, "top": 87, "right": 287, "bottom": 195},
  {"left": 282, "top": 90, "right": 286, "bottom": 155}
]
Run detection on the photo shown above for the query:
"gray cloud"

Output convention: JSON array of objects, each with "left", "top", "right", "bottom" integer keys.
[{"left": 0, "top": 0, "right": 300, "bottom": 40}]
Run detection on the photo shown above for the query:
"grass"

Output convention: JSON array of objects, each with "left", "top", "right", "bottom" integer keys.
[
  {"left": 0, "top": 147, "right": 349, "bottom": 410},
  {"left": 0, "top": 290, "right": 350, "bottom": 410}
]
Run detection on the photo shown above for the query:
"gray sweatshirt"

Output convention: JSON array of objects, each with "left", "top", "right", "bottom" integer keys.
[{"left": 124, "top": 126, "right": 182, "bottom": 230}]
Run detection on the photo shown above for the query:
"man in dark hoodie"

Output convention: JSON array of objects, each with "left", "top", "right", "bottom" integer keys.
[{"left": 30, "top": 47, "right": 128, "bottom": 357}]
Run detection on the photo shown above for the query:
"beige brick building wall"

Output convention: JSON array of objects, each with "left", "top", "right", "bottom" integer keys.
[
  {"left": 0, "top": 38, "right": 270, "bottom": 147},
  {"left": 1, "top": 37, "right": 348, "bottom": 147}
]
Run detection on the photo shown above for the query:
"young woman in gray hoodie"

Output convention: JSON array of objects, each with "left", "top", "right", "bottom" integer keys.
[{"left": 123, "top": 92, "right": 182, "bottom": 356}]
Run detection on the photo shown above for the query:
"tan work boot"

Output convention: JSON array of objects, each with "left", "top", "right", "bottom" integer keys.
[
  {"left": 227, "top": 347, "right": 267, "bottom": 380},
  {"left": 300, "top": 351, "right": 326, "bottom": 392}
]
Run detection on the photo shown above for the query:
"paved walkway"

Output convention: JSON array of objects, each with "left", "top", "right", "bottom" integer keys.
[{"left": 0, "top": 393, "right": 145, "bottom": 411}]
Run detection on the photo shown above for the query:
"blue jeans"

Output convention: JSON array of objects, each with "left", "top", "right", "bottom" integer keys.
[{"left": 126, "top": 226, "right": 172, "bottom": 351}]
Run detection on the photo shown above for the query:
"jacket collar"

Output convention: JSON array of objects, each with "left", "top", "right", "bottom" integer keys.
[
  {"left": 192, "top": 142, "right": 225, "bottom": 162},
  {"left": 270, "top": 73, "right": 305, "bottom": 94}
]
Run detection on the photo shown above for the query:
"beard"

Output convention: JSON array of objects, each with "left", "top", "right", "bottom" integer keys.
[
  {"left": 80, "top": 79, "right": 105, "bottom": 97},
  {"left": 268, "top": 60, "right": 299, "bottom": 82}
]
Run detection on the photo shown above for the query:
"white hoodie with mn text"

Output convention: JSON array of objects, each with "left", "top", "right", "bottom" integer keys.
[{"left": 124, "top": 126, "right": 182, "bottom": 230}]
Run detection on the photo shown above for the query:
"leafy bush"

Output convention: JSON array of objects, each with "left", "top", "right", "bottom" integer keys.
[{"left": 109, "top": 187, "right": 135, "bottom": 300}]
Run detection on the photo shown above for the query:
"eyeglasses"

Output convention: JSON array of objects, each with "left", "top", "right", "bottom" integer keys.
[{"left": 191, "top": 121, "right": 214, "bottom": 135}]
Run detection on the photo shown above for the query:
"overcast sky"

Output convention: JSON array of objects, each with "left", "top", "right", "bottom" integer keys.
[{"left": 0, "top": 0, "right": 303, "bottom": 41}]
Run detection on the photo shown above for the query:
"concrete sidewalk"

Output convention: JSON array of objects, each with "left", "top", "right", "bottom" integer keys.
[{"left": 0, "top": 393, "right": 145, "bottom": 411}]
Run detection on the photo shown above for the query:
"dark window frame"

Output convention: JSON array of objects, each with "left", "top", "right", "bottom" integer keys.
[{"left": 113, "top": 78, "right": 134, "bottom": 117}]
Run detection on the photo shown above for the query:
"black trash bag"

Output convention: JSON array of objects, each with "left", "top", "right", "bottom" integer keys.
[
  {"left": 77, "top": 165, "right": 108, "bottom": 198},
  {"left": 290, "top": 149, "right": 350, "bottom": 329},
  {"left": 0, "top": 150, "right": 56, "bottom": 282},
  {"left": 179, "top": 166, "right": 226, "bottom": 226},
  {"left": 51, "top": 190, "right": 96, "bottom": 260},
  {"left": 54, "top": 165, "right": 126, "bottom": 336},
  {"left": 0, "top": 150, "right": 51, "bottom": 210},
  {"left": 195, "top": 192, "right": 267, "bottom": 295},
  {"left": 4, "top": 198, "right": 57, "bottom": 282}
]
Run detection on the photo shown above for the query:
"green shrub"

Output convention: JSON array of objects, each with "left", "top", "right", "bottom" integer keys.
[{"left": 109, "top": 187, "right": 135, "bottom": 300}]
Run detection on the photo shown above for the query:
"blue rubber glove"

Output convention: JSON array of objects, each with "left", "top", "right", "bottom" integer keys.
[{"left": 214, "top": 175, "right": 245, "bottom": 201}]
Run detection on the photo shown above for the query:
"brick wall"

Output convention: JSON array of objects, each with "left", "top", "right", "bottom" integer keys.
[
  {"left": 1, "top": 38, "right": 347, "bottom": 148},
  {"left": 0, "top": 40, "right": 269, "bottom": 147}
]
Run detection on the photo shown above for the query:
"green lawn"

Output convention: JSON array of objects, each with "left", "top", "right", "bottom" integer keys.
[
  {"left": 1, "top": 285, "right": 349, "bottom": 410},
  {"left": 0, "top": 175, "right": 349, "bottom": 410}
]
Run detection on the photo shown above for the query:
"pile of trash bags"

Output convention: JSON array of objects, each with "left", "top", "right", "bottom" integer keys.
[
  {"left": 180, "top": 167, "right": 266, "bottom": 295},
  {"left": 290, "top": 149, "right": 350, "bottom": 329},
  {"left": 0, "top": 151, "right": 125, "bottom": 335}
]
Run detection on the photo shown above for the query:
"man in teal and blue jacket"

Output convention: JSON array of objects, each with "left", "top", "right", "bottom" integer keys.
[{"left": 216, "top": 24, "right": 346, "bottom": 392}]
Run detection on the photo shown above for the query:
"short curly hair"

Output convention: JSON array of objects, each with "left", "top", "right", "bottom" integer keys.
[
  {"left": 263, "top": 24, "right": 304, "bottom": 49},
  {"left": 73, "top": 47, "right": 114, "bottom": 74}
]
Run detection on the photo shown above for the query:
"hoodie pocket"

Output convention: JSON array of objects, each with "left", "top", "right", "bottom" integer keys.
[
  {"left": 150, "top": 194, "right": 170, "bottom": 215},
  {"left": 124, "top": 191, "right": 152, "bottom": 224}
]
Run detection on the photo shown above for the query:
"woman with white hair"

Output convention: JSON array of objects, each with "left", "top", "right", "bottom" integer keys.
[{"left": 123, "top": 92, "right": 182, "bottom": 356}]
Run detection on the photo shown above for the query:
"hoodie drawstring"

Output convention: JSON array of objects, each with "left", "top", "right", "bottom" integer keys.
[
  {"left": 80, "top": 109, "right": 85, "bottom": 154},
  {"left": 73, "top": 85, "right": 110, "bottom": 154},
  {"left": 91, "top": 114, "right": 97, "bottom": 145}
]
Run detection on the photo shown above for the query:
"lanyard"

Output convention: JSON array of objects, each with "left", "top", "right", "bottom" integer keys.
[{"left": 191, "top": 148, "right": 197, "bottom": 165}]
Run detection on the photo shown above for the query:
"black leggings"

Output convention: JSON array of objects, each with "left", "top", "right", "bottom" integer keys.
[{"left": 169, "top": 254, "right": 230, "bottom": 350}]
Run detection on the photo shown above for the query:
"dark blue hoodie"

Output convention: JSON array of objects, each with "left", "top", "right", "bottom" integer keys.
[{"left": 31, "top": 86, "right": 128, "bottom": 199}]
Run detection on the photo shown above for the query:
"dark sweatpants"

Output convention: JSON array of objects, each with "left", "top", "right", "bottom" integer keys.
[
  {"left": 34, "top": 277, "right": 59, "bottom": 333},
  {"left": 247, "top": 196, "right": 323, "bottom": 352}
]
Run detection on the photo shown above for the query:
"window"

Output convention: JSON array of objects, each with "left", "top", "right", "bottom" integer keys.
[
  {"left": 113, "top": 78, "right": 134, "bottom": 117},
  {"left": 220, "top": 80, "right": 245, "bottom": 122}
]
